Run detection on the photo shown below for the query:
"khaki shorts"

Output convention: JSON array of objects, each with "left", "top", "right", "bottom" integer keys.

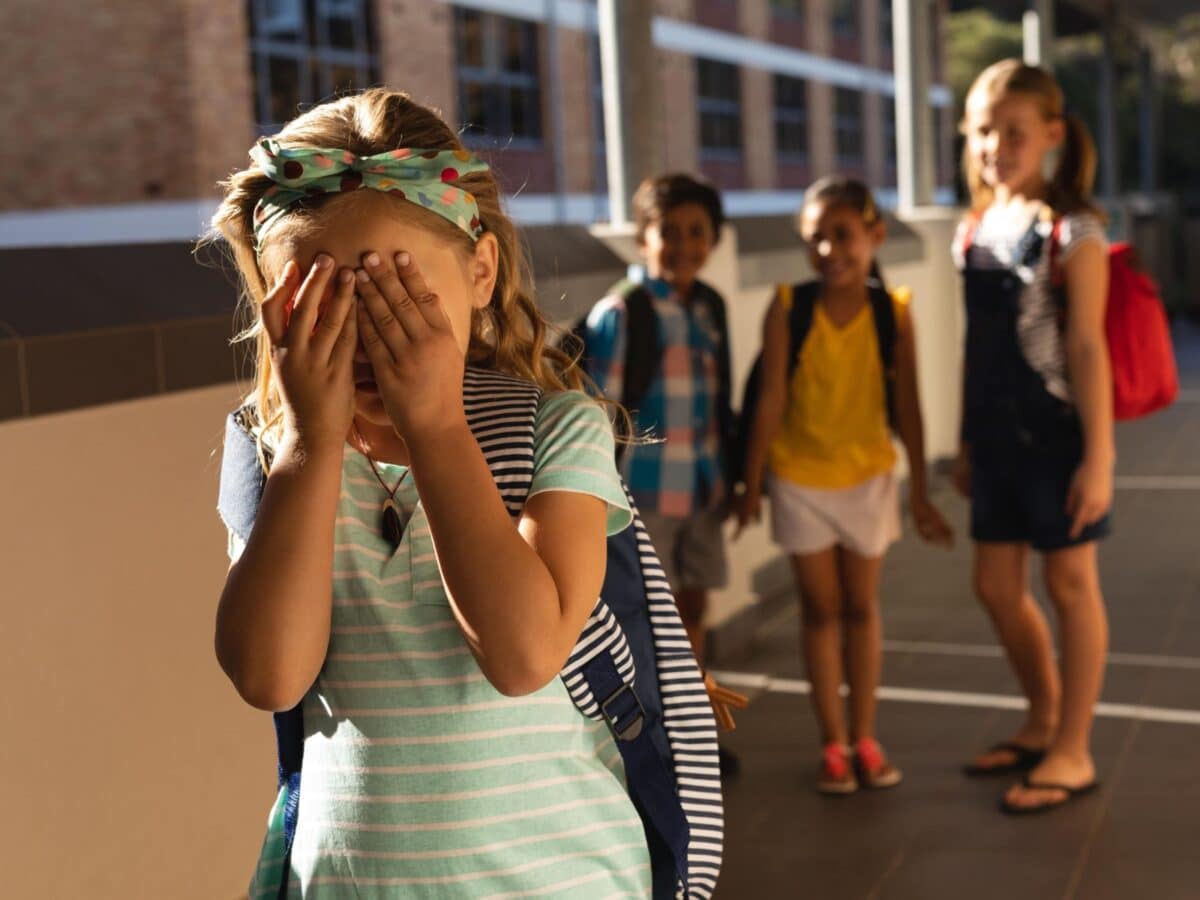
[
  {"left": 639, "top": 507, "right": 729, "bottom": 592},
  {"left": 767, "top": 471, "right": 901, "bottom": 559}
]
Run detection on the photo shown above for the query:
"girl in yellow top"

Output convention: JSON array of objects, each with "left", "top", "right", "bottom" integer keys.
[{"left": 737, "top": 176, "right": 952, "bottom": 794}]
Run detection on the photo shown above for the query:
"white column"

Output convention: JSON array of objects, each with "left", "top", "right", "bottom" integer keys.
[
  {"left": 893, "top": 0, "right": 935, "bottom": 211},
  {"left": 1022, "top": 0, "right": 1054, "bottom": 66},
  {"left": 597, "top": 0, "right": 660, "bottom": 227}
]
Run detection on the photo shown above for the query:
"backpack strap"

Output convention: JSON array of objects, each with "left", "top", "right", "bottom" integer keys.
[
  {"left": 1048, "top": 216, "right": 1066, "bottom": 288},
  {"left": 690, "top": 282, "right": 736, "bottom": 488},
  {"left": 787, "top": 280, "right": 820, "bottom": 374},
  {"left": 621, "top": 284, "right": 662, "bottom": 415},
  {"left": 866, "top": 282, "right": 899, "bottom": 428}
]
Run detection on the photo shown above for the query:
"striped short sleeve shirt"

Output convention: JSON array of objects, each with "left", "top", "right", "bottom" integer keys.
[{"left": 240, "top": 390, "right": 651, "bottom": 899}]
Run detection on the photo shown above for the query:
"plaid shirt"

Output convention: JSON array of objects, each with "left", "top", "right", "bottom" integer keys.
[{"left": 582, "top": 266, "right": 725, "bottom": 517}]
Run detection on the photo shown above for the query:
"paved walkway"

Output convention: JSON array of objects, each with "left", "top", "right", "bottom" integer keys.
[{"left": 711, "top": 324, "right": 1200, "bottom": 899}]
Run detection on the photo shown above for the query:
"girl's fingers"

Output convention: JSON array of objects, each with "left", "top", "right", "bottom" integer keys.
[
  {"left": 261, "top": 260, "right": 298, "bottom": 346},
  {"left": 356, "top": 297, "right": 395, "bottom": 372},
  {"left": 355, "top": 265, "right": 409, "bottom": 360},
  {"left": 361, "top": 251, "right": 431, "bottom": 339},
  {"left": 287, "top": 254, "right": 336, "bottom": 346},
  {"left": 395, "top": 251, "right": 451, "bottom": 330},
  {"left": 311, "top": 267, "right": 357, "bottom": 359},
  {"left": 330, "top": 294, "right": 358, "bottom": 371}
]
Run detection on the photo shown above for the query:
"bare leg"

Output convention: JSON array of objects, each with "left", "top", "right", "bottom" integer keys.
[
  {"left": 970, "top": 542, "right": 1061, "bottom": 769},
  {"left": 1004, "top": 543, "right": 1106, "bottom": 809},
  {"left": 789, "top": 548, "right": 847, "bottom": 746},
  {"left": 837, "top": 546, "right": 885, "bottom": 742}
]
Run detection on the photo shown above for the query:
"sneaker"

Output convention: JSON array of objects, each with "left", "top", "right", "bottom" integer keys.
[
  {"left": 816, "top": 742, "right": 859, "bottom": 795},
  {"left": 854, "top": 737, "right": 903, "bottom": 789}
]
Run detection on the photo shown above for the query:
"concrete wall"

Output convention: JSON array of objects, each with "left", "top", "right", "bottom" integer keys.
[{"left": 1, "top": 383, "right": 270, "bottom": 900}]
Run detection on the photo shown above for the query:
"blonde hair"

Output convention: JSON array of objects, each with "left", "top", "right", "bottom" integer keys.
[
  {"left": 960, "top": 59, "right": 1103, "bottom": 219},
  {"left": 208, "top": 88, "right": 585, "bottom": 452}
]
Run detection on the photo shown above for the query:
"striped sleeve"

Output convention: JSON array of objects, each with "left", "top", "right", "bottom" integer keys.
[
  {"left": 1057, "top": 212, "right": 1107, "bottom": 264},
  {"left": 530, "top": 390, "right": 633, "bottom": 535}
]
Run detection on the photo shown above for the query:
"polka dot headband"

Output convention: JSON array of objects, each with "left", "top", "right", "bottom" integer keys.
[{"left": 248, "top": 138, "right": 489, "bottom": 247}]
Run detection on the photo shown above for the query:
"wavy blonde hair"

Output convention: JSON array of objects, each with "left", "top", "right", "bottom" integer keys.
[
  {"left": 208, "top": 88, "right": 587, "bottom": 451},
  {"left": 960, "top": 59, "right": 1103, "bottom": 220}
]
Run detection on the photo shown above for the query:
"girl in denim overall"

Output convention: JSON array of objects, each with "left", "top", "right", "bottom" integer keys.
[{"left": 955, "top": 60, "right": 1113, "bottom": 815}]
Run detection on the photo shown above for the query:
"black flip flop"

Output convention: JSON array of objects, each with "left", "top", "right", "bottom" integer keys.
[
  {"left": 1000, "top": 777, "right": 1101, "bottom": 816},
  {"left": 963, "top": 742, "right": 1047, "bottom": 777}
]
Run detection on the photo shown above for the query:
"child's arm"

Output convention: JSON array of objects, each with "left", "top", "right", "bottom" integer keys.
[
  {"left": 735, "top": 292, "right": 790, "bottom": 535},
  {"left": 216, "top": 257, "right": 359, "bottom": 711},
  {"left": 893, "top": 301, "right": 953, "bottom": 546},
  {"left": 1062, "top": 237, "right": 1114, "bottom": 538},
  {"left": 354, "top": 253, "right": 611, "bottom": 696},
  {"left": 408, "top": 427, "right": 609, "bottom": 696}
]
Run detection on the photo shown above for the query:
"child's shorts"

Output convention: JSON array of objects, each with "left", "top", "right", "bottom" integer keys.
[
  {"left": 640, "top": 507, "right": 728, "bottom": 592},
  {"left": 767, "top": 471, "right": 900, "bottom": 560},
  {"left": 970, "top": 451, "right": 1111, "bottom": 551}
]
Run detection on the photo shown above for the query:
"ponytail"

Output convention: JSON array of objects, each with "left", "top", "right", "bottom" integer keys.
[{"left": 1048, "top": 112, "right": 1100, "bottom": 216}]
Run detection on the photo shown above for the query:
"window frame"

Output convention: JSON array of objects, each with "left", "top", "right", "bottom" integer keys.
[
  {"left": 454, "top": 9, "right": 544, "bottom": 150},
  {"left": 696, "top": 58, "right": 743, "bottom": 160},
  {"left": 248, "top": 0, "right": 380, "bottom": 134}
]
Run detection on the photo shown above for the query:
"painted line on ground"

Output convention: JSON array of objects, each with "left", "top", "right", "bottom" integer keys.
[
  {"left": 881, "top": 639, "right": 1200, "bottom": 671},
  {"left": 1114, "top": 475, "right": 1200, "bottom": 490},
  {"left": 709, "top": 670, "right": 1200, "bottom": 726}
]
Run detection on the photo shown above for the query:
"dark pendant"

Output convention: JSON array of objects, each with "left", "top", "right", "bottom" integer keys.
[{"left": 381, "top": 498, "right": 404, "bottom": 549}]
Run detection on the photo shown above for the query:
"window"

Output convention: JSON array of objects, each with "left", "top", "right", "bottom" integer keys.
[
  {"left": 831, "top": 0, "right": 858, "bottom": 38},
  {"left": 880, "top": 0, "right": 893, "bottom": 50},
  {"left": 835, "top": 87, "right": 863, "bottom": 165},
  {"left": 697, "top": 59, "right": 742, "bottom": 155},
  {"left": 774, "top": 75, "right": 808, "bottom": 161},
  {"left": 769, "top": 0, "right": 805, "bottom": 19},
  {"left": 454, "top": 9, "right": 542, "bottom": 145},
  {"left": 248, "top": 0, "right": 380, "bottom": 132}
]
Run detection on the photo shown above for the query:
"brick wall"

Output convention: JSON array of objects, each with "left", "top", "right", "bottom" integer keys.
[{"left": 0, "top": 0, "right": 206, "bottom": 208}]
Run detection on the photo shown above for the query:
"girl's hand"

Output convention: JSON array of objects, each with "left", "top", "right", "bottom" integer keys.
[
  {"left": 354, "top": 251, "right": 467, "bottom": 444},
  {"left": 260, "top": 256, "right": 359, "bottom": 451},
  {"left": 910, "top": 493, "right": 954, "bottom": 548},
  {"left": 1066, "top": 456, "right": 1113, "bottom": 539},
  {"left": 952, "top": 446, "right": 972, "bottom": 499},
  {"left": 733, "top": 484, "right": 762, "bottom": 539}
]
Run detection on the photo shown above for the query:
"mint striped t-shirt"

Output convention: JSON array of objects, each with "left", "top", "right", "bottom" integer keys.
[{"left": 239, "top": 390, "right": 652, "bottom": 899}]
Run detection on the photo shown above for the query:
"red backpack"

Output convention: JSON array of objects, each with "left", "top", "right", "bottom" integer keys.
[{"left": 1049, "top": 222, "right": 1179, "bottom": 420}]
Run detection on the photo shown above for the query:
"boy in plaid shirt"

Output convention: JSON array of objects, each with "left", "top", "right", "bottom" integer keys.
[{"left": 581, "top": 175, "right": 737, "bottom": 762}]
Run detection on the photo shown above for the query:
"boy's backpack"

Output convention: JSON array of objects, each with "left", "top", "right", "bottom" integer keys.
[
  {"left": 1047, "top": 223, "right": 1178, "bottom": 420},
  {"left": 729, "top": 279, "right": 898, "bottom": 485},
  {"left": 567, "top": 279, "right": 736, "bottom": 471},
  {"left": 217, "top": 368, "right": 723, "bottom": 900}
]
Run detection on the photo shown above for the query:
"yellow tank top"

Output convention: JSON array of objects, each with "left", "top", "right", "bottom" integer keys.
[{"left": 768, "top": 284, "right": 910, "bottom": 489}]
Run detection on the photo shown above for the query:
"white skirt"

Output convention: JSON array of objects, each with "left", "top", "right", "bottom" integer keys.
[{"left": 767, "top": 470, "right": 901, "bottom": 559}]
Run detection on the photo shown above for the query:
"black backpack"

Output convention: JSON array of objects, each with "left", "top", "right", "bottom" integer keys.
[
  {"left": 568, "top": 279, "right": 736, "bottom": 475},
  {"left": 730, "top": 279, "right": 898, "bottom": 484},
  {"left": 217, "top": 369, "right": 724, "bottom": 900}
]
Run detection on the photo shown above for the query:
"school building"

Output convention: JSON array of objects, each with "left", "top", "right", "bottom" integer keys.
[{"left": 0, "top": 0, "right": 955, "bottom": 219}]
